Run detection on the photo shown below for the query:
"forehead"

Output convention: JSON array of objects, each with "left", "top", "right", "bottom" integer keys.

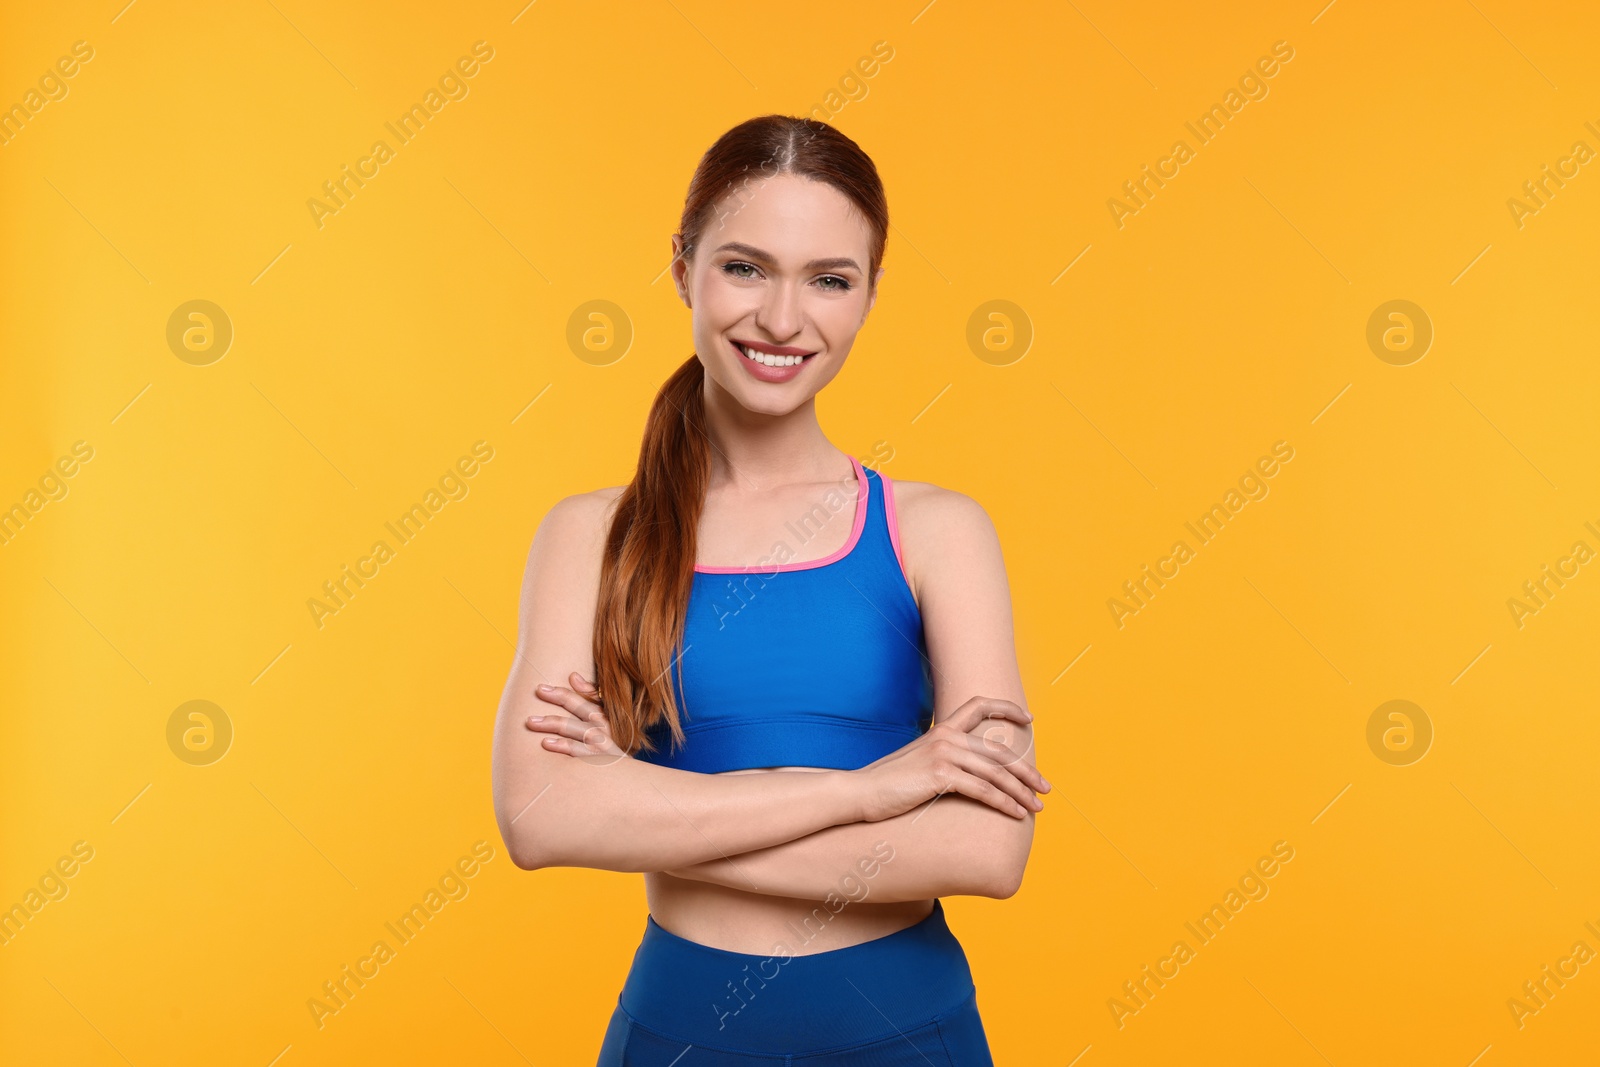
[{"left": 700, "top": 173, "right": 873, "bottom": 264}]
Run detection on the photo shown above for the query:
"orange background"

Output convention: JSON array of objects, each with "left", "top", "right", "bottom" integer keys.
[{"left": 3, "top": 1, "right": 1598, "bottom": 1064}]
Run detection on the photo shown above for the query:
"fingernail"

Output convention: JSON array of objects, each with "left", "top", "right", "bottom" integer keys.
[
  {"left": 529, "top": 715, "right": 543, "bottom": 722},
  {"left": 537, "top": 684, "right": 554, "bottom": 693}
]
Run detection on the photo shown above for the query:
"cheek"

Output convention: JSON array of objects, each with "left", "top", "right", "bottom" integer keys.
[
  {"left": 814, "top": 296, "right": 868, "bottom": 345},
  {"left": 696, "top": 279, "right": 755, "bottom": 333}
]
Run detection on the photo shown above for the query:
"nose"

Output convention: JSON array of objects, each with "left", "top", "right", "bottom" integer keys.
[{"left": 754, "top": 278, "right": 803, "bottom": 342}]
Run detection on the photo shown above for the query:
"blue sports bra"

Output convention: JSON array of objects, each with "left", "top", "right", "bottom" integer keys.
[{"left": 634, "top": 455, "right": 935, "bottom": 773}]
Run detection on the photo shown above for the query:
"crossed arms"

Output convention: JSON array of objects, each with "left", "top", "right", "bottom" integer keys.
[{"left": 490, "top": 483, "right": 1043, "bottom": 903}]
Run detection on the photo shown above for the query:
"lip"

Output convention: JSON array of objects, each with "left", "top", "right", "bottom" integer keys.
[
  {"left": 730, "top": 338, "right": 816, "bottom": 384},
  {"left": 731, "top": 337, "right": 816, "bottom": 356}
]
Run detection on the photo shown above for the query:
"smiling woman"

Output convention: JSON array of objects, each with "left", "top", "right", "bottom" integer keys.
[{"left": 490, "top": 114, "right": 1046, "bottom": 1066}]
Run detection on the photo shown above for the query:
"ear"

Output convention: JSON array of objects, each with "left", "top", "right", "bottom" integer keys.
[
  {"left": 864, "top": 267, "right": 885, "bottom": 319},
  {"left": 670, "top": 234, "right": 692, "bottom": 308}
]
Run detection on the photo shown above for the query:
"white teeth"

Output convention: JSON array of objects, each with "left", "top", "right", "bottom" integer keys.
[{"left": 739, "top": 343, "right": 809, "bottom": 367}]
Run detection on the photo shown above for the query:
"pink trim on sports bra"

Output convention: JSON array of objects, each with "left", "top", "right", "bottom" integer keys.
[
  {"left": 693, "top": 454, "right": 869, "bottom": 574},
  {"left": 879, "top": 469, "right": 913, "bottom": 592}
]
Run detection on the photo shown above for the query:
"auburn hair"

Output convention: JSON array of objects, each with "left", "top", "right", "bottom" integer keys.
[{"left": 590, "top": 114, "right": 890, "bottom": 757}]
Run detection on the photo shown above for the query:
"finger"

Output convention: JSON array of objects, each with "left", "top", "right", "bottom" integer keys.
[
  {"left": 951, "top": 697, "right": 1031, "bottom": 734},
  {"left": 568, "top": 674, "right": 606, "bottom": 713},
  {"left": 963, "top": 727, "right": 1049, "bottom": 792},
  {"left": 562, "top": 696, "right": 610, "bottom": 727},
  {"left": 577, "top": 723, "right": 616, "bottom": 750},
  {"left": 984, "top": 701, "right": 1033, "bottom": 727},
  {"left": 1008, "top": 752, "right": 1049, "bottom": 793},
  {"left": 953, "top": 747, "right": 1043, "bottom": 812},
  {"left": 525, "top": 714, "right": 591, "bottom": 741},
  {"left": 536, "top": 685, "right": 604, "bottom": 720},
  {"left": 541, "top": 734, "right": 613, "bottom": 759},
  {"left": 528, "top": 712, "right": 625, "bottom": 765},
  {"left": 944, "top": 772, "right": 1031, "bottom": 819},
  {"left": 1006, "top": 759, "right": 1050, "bottom": 794},
  {"left": 922, "top": 743, "right": 1034, "bottom": 816},
  {"left": 552, "top": 735, "right": 626, "bottom": 763},
  {"left": 971, "top": 764, "right": 1043, "bottom": 816}
]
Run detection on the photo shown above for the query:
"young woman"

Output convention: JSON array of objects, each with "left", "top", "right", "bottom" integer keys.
[{"left": 491, "top": 114, "right": 1048, "bottom": 1066}]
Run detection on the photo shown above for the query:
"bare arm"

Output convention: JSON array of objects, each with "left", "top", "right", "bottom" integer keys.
[
  {"left": 491, "top": 492, "right": 868, "bottom": 872},
  {"left": 661, "top": 485, "right": 1041, "bottom": 900},
  {"left": 663, "top": 758, "right": 1033, "bottom": 902}
]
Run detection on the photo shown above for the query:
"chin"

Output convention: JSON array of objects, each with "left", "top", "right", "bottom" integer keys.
[{"left": 738, "top": 389, "right": 811, "bottom": 416}]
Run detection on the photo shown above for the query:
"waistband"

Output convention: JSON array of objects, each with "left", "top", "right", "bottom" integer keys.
[{"left": 617, "top": 899, "right": 977, "bottom": 1055}]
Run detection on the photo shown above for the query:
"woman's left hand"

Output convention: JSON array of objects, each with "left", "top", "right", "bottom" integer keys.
[{"left": 526, "top": 672, "right": 628, "bottom": 763}]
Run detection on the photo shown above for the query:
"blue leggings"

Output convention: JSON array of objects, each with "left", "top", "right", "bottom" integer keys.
[{"left": 596, "top": 899, "right": 995, "bottom": 1065}]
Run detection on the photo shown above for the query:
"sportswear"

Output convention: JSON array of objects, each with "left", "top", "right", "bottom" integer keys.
[
  {"left": 607, "top": 457, "right": 997, "bottom": 1064},
  {"left": 634, "top": 455, "right": 934, "bottom": 774},
  {"left": 595, "top": 900, "right": 995, "bottom": 1065}
]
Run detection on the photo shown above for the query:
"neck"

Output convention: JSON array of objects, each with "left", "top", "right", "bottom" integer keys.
[{"left": 699, "top": 383, "right": 847, "bottom": 491}]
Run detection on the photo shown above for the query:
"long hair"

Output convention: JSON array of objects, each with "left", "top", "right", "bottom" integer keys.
[{"left": 591, "top": 114, "right": 890, "bottom": 757}]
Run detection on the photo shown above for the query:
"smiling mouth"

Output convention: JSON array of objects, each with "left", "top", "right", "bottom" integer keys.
[{"left": 731, "top": 338, "right": 817, "bottom": 367}]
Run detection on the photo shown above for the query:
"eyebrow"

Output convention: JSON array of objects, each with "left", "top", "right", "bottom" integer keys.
[{"left": 709, "top": 242, "right": 862, "bottom": 273}]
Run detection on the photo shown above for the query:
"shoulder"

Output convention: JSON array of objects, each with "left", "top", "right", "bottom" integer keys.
[
  {"left": 881, "top": 475, "right": 1002, "bottom": 602},
  {"left": 523, "top": 484, "right": 627, "bottom": 584},
  {"left": 507, "top": 484, "right": 629, "bottom": 689},
  {"left": 540, "top": 484, "right": 625, "bottom": 536},
  {"left": 887, "top": 476, "right": 998, "bottom": 544}
]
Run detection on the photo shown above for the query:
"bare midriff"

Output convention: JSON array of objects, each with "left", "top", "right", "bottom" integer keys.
[{"left": 643, "top": 766, "right": 935, "bottom": 956}]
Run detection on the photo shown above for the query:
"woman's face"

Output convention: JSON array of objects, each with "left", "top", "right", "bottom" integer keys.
[{"left": 671, "top": 173, "right": 881, "bottom": 416}]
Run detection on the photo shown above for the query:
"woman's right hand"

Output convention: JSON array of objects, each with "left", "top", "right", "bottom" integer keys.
[{"left": 851, "top": 696, "right": 1050, "bottom": 822}]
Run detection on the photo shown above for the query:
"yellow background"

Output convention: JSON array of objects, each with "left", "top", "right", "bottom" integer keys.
[{"left": 3, "top": 0, "right": 1598, "bottom": 1063}]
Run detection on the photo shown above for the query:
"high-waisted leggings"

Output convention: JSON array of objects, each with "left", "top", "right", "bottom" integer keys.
[{"left": 595, "top": 899, "right": 995, "bottom": 1065}]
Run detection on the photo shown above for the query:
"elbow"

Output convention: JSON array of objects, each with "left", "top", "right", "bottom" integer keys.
[
  {"left": 974, "top": 817, "right": 1033, "bottom": 899},
  {"left": 498, "top": 804, "right": 627, "bottom": 873},
  {"left": 500, "top": 827, "right": 540, "bottom": 872},
  {"left": 508, "top": 842, "right": 543, "bottom": 872},
  {"left": 980, "top": 860, "right": 1026, "bottom": 899},
  {"left": 507, "top": 832, "right": 563, "bottom": 873},
  {"left": 496, "top": 810, "right": 558, "bottom": 872},
  {"left": 495, "top": 774, "right": 577, "bottom": 871},
  {"left": 501, "top": 814, "right": 600, "bottom": 873}
]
